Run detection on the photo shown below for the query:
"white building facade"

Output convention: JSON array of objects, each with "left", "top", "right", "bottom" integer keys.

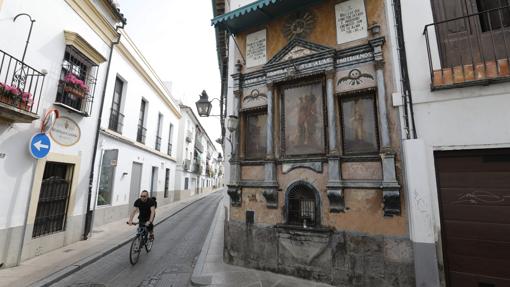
[
  {"left": 90, "top": 30, "right": 182, "bottom": 227},
  {"left": 0, "top": 0, "right": 223, "bottom": 269},
  {"left": 388, "top": 0, "right": 510, "bottom": 286},
  {"left": 0, "top": 0, "right": 124, "bottom": 267}
]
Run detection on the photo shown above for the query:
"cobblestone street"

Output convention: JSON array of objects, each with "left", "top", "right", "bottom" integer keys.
[{"left": 51, "top": 193, "right": 222, "bottom": 287}]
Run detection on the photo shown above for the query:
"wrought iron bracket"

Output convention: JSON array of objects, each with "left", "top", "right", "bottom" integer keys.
[
  {"left": 327, "top": 188, "right": 345, "bottom": 213},
  {"left": 262, "top": 188, "right": 278, "bottom": 209},
  {"left": 227, "top": 185, "right": 242, "bottom": 207}
]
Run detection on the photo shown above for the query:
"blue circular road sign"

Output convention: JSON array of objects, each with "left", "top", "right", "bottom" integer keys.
[{"left": 29, "top": 133, "right": 51, "bottom": 159}]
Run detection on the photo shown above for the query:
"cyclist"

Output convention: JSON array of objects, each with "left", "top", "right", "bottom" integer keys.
[{"left": 128, "top": 190, "right": 156, "bottom": 240}]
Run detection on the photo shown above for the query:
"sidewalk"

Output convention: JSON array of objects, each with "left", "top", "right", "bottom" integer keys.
[
  {"left": 0, "top": 189, "right": 221, "bottom": 287},
  {"left": 191, "top": 194, "right": 333, "bottom": 287}
]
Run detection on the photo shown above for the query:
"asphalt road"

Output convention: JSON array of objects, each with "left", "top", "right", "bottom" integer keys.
[{"left": 51, "top": 191, "right": 223, "bottom": 287}]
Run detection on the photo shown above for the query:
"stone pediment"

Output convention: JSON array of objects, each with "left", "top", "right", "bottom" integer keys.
[{"left": 265, "top": 38, "right": 334, "bottom": 66}]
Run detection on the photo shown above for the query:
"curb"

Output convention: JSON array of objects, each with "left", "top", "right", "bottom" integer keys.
[
  {"left": 30, "top": 191, "right": 221, "bottom": 287},
  {"left": 190, "top": 196, "right": 225, "bottom": 286}
]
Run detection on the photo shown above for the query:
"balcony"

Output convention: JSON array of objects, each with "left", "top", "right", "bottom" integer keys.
[
  {"left": 155, "top": 135, "right": 162, "bottom": 151},
  {"left": 424, "top": 5, "right": 510, "bottom": 90},
  {"left": 186, "top": 131, "right": 193, "bottom": 143},
  {"left": 0, "top": 49, "right": 46, "bottom": 123},
  {"left": 195, "top": 140, "right": 204, "bottom": 153},
  {"left": 184, "top": 159, "right": 191, "bottom": 171},
  {"left": 136, "top": 124, "right": 147, "bottom": 144},
  {"left": 108, "top": 108, "right": 124, "bottom": 134}
]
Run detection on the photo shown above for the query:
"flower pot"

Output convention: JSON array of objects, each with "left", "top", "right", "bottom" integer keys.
[{"left": 64, "top": 85, "right": 85, "bottom": 98}]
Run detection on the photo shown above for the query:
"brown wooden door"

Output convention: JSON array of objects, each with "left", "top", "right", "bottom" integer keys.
[{"left": 435, "top": 149, "right": 510, "bottom": 287}]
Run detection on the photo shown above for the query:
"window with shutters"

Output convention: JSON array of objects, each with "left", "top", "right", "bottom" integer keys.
[{"left": 426, "top": 0, "right": 510, "bottom": 88}]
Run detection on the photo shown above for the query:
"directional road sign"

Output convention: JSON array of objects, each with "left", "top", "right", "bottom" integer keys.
[{"left": 29, "top": 133, "right": 51, "bottom": 159}]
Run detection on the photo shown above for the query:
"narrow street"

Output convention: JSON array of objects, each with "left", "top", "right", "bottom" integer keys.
[{"left": 51, "top": 192, "right": 223, "bottom": 287}]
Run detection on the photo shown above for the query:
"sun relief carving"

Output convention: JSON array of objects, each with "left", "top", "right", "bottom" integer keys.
[{"left": 282, "top": 10, "right": 316, "bottom": 41}]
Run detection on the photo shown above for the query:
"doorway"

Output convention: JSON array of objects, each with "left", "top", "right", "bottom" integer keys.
[{"left": 128, "top": 162, "right": 142, "bottom": 214}]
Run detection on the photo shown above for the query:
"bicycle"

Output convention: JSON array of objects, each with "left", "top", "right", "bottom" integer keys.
[{"left": 127, "top": 222, "right": 154, "bottom": 265}]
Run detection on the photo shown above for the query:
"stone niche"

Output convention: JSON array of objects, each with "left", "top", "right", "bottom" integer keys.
[{"left": 224, "top": 221, "right": 415, "bottom": 286}]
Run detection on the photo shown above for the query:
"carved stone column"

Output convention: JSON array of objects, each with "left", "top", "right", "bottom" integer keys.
[
  {"left": 370, "top": 37, "right": 400, "bottom": 216},
  {"left": 325, "top": 68, "right": 344, "bottom": 212},
  {"left": 262, "top": 82, "right": 278, "bottom": 208},
  {"left": 227, "top": 73, "right": 242, "bottom": 207}
]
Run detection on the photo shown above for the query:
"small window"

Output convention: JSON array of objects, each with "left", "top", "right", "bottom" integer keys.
[
  {"left": 97, "top": 149, "right": 118, "bottom": 206},
  {"left": 286, "top": 184, "right": 318, "bottom": 227},
  {"left": 56, "top": 46, "right": 98, "bottom": 115},
  {"left": 155, "top": 113, "right": 163, "bottom": 151},
  {"left": 184, "top": 177, "right": 189, "bottom": 190},
  {"left": 340, "top": 92, "right": 379, "bottom": 154},
  {"left": 164, "top": 168, "right": 170, "bottom": 198},
  {"left": 137, "top": 99, "right": 147, "bottom": 143},
  {"left": 108, "top": 77, "right": 124, "bottom": 133},
  {"left": 168, "top": 124, "right": 174, "bottom": 156}
]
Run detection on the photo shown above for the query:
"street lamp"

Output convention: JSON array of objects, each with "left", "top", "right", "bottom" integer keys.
[
  {"left": 195, "top": 90, "right": 212, "bottom": 117},
  {"left": 227, "top": 115, "right": 238, "bottom": 133}
]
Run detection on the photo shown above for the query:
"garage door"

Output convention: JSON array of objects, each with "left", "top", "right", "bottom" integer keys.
[{"left": 435, "top": 149, "right": 510, "bottom": 287}]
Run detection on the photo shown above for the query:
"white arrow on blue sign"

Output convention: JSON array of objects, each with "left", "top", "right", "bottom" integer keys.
[{"left": 29, "top": 133, "right": 51, "bottom": 159}]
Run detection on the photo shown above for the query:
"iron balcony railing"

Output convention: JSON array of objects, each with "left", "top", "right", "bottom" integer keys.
[
  {"left": 0, "top": 49, "right": 46, "bottom": 114},
  {"left": 424, "top": 5, "right": 510, "bottom": 89},
  {"left": 108, "top": 108, "right": 124, "bottom": 134},
  {"left": 155, "top": 135, "right": 162, "bottom": 151},
  {"left": 136, "top": 124, "right": 147, "bottom": 144}
]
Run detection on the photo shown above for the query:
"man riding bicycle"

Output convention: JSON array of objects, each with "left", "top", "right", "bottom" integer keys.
[{"left": 128, "top": 190, "right": 156, "bottom": 239}]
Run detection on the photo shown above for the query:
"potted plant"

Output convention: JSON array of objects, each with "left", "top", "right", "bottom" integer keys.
[
  {"left": 63, "top": 73, "right": 89, "bottom": 98},
  {"left": 0, "top": 82, "right": 22, "bottom": 106}
]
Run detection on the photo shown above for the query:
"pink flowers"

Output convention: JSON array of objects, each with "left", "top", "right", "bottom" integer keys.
[
  {"left": 64, "top": 73, "right": 89, "bottom": 93},
  {"left": 0, "top": 82, "right": 33, "bottom": 109}
]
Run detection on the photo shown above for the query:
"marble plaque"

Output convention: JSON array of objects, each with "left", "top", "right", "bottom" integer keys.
[
  {"left": 336, "top": 63, "right": 376, "bottom": 93},
  {"left": 246, "top": 29, "right": 267, "bottom": 68},
  {"left": 335, "top": 0, "right": 368, "bottom": 44}
]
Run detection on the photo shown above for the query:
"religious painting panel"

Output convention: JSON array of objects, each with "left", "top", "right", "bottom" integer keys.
[
  {"left": 245, "top": 112, "right": 267, "bottom": 159},
  {"left": 282, "top": 82, "right": 325, "bottom": 156},
  {"left": 340, "top": 93, "right": 379, "bottom": 154}
]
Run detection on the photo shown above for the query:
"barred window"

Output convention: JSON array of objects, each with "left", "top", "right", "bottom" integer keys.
[
  {"left": 286, "top": 184, "right": 318, "bottom": 227},
  {"left": 56, "top": 46, "right": 98, "bottom": 116}
]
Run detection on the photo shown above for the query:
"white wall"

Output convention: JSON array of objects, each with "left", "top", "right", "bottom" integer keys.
[{"left": 0, "top": 0, "right": 111, "bottom": 228}]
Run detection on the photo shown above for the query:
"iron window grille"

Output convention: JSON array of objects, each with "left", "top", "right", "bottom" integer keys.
[
  {"left": 137, "top": 124, "right": 147, "bottom": 144},
  {"left": 286, "top": 184, "right": 318, "bottom": 228},
  {"left": 55, "top": 46, "right": 98, "bottom": 116},
  {"left": 32, "top": 162, "right": 74, "bottom": 238},
  {"left": 155, "top": 135, "right": 162, "bottom": 151},
  {"left": 167, "top": 142, "right": 173, "bottom": 156},
  {"left": 108, "top": 108, "right": 124, "bottom": 134}
]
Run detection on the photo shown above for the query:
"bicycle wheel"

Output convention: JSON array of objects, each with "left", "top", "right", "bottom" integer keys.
[
  {"left": 145, "top": 236, "right": 153, "bottom": 252},
  {"left": 129, "top": 236, "right": 142, "bottom": 265}
]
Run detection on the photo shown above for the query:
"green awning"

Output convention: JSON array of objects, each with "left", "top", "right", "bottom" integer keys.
[{"left": 211, "top": 0, "right": 323, "bottom": 34}]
